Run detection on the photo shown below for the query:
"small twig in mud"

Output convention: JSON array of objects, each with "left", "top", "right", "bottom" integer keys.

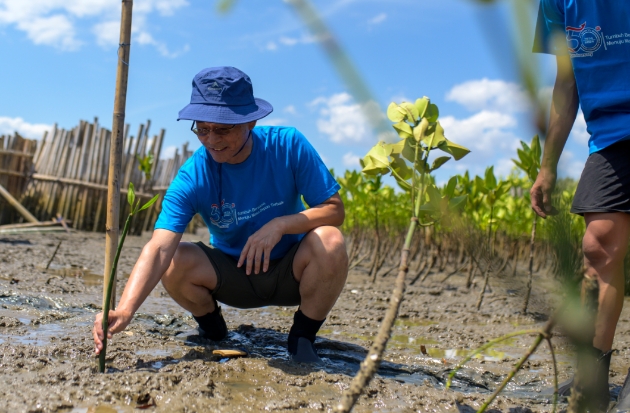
[
  {"left": 521, "top": 215, "right": 538, "bottom": 314},
  {"left": 441, "top": 264, "right": 467, "bottom": 283},
  {"left": 45, "top": 241, "right": 62, "bottom": 270},
  {"left": 446, "top": 328, "right": 540, "bottom": 388},
  {"left": 475, "top": 265, "right": 491, "bottom": 310},
  {"left": 546, "top": 337, "right": 559, "bottom": 413}
]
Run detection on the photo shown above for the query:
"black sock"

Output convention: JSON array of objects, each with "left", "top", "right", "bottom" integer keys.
[
  {"left": 193, "top": 305, "right": 228, "bottom": 341},
  {"left": 287, "top": 309, "right": 325, "bottom": 355}
]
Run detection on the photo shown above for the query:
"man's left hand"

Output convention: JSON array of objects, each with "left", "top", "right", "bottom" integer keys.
[{"left": 238, "top": 218, "right": 284, "bottom": 275}]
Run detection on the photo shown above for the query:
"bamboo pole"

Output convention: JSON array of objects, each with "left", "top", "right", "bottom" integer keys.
[
  {"left": 0, "top": 183, "right": 39, "bottom": 223},
  {"left": 103, "top": 0, "right": 133, "bottom": 311}
]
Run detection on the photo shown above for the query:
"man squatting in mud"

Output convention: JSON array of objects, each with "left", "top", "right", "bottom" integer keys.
[
  {"left": 93, "top": 66, "right": 348, "bottom": 363},
  {"left": 531, "top": 1, "right": 630, "bottom": 410}
]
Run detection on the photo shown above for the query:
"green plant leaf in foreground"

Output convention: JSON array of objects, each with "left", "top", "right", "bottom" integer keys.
[
  {"left": 139, "top": 194, "right": 160, "bottom": 212},
  {"left": 127, "top": 182, "right": 135, "bottom": 207}
]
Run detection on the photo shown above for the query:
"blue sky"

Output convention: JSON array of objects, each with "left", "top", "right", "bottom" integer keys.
[{"left": 0, "top": 0, "right": 590, "bottom": 183}]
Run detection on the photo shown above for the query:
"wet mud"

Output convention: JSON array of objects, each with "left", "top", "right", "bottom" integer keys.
[{"left": 2, "top": 230, "right": 630, "bottom": 412}]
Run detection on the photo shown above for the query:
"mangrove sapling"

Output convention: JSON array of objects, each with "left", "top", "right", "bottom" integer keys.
[
  {"left": 336, "top": 97, "right": 470, "bottom": 412},
  {"left": 99, "top": 182, "right": 159, "bottom": 373},
  {"left": 474, "top": 166, "right": 510, "bottom": 310},
  {"left": 512, "top": 135, "right": 542, "bottom": 314}
]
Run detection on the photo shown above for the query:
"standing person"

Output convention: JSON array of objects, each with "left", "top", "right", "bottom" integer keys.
[
  {"left": 532, "top": 1, "right": 630, "bottom": 410},
  {"left": 92, "top": 66, "right": 348, "bottom": 363}
]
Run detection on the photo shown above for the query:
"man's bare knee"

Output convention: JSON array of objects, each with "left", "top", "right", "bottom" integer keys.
[
  {"left": 161, "top": 242, "right": 200, "bottom": 292},
  {"left": 310, "top": 226, "right": 348, "bottom": 267}
]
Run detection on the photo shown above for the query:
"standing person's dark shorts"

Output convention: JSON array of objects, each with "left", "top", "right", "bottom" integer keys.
[{"left": 571, "top": 139, "right": 630, "bottom": 215}]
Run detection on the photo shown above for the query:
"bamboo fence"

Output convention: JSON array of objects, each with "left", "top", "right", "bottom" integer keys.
[{"left": 0, "top": 119, "right": 194, "bottom": 233}]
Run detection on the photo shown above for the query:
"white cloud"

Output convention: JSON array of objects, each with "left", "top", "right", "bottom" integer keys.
[
  {"left": 310, "top": 93, "right": 374, "bottom": 144},
  {"left": 283, "top": 105, "right": 297, "bottom": 115},
  {"left": 264, "top": 33, "right": 320, "bottom": 51},
  {"left": 342, "top": 152, "right": 361, "bottom": 168},
  {"left": 0, "top": 117, "right": 52, "bottom": 139},
  {"left": 0, "top": 0, "right": 188, "bottom": 55},
  {"left": 571, "top": 109, "right": 590, "bottom": 146},
  {"left": 279, "top": 36, "right": 299, "bottom": 46},
  {"left": 438, "top": 110, "right": 521, "bottom": 176},
  {"left": 368, "top": 13, "right": 387, "bottom": 25},
  {"left": 446, "top": 78, "right": 530, "bottom": 113}
]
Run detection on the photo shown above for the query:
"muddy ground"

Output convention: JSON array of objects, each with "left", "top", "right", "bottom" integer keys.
[{"left": 2, "top": 229, "right": 630, "bottom": 413}]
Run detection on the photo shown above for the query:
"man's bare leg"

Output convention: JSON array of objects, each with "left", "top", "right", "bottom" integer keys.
[
  {"left": 161, "top": 242, "right": 218, "bottom": 317},
  {"left": 287, "top": 226, "right": 347, "bottom": 362},
  {"left": 583, "top": 212, "right": 630, "bottom": 352},
  {"left": 293, "top": 226, "right": 348, "bottom": 320}
]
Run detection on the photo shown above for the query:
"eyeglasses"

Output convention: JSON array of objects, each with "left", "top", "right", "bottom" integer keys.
[{"left": 191, "top": 122, "right": 237, "bottom": 136}]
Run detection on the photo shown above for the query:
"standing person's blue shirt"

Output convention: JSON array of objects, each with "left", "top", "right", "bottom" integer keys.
[
  {"left": 534, "top": 0, "right": 630, "bottom": 154},
  {"left": 155, "top": 125, "right": 341, "bottom": 260}
]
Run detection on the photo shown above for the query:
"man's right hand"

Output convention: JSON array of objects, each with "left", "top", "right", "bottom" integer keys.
[
  {"left": 530, "top": 168, "right": 558, "bottom": 218},
  {"left": 93, "top": 309, "right": 133, "bottom": 355}
]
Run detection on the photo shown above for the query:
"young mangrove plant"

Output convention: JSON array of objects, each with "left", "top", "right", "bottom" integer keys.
[
  {"left": 512, "top": 134, "right": 542, "bottom": 314},
  {"left": 336, "top": 97, "right": 470, "bottom": 412},
  {"left": 99, "top": 182, "right": 159, "bottom": 373}
]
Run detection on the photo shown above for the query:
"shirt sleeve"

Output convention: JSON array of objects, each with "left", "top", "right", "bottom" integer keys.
[
  {"left": 289, "top": 129, "right": 341, "bottom": 207},
  {"left": 533, "top": 0, "right": 568, "bottom": 55},
  {"left": 154, "top": 167, "right": 197, "bottom": 233}
]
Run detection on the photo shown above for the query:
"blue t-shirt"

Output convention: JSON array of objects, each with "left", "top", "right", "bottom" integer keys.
[
  {"left": 534, "top": 0, "right": 630, "bottom": 153},
  {"left": 155, "top": 126, "right": 341, "bottom": 260}
]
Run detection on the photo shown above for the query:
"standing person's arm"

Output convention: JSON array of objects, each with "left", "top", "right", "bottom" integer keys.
[
  {"left": 93, "top": 229, "right": 183, "bottom": 354},
  {"left": 530, "top": 54, "right": 579, "bottom": 218}
]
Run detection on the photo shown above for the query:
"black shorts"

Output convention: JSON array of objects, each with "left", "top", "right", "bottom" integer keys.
[
  {"left": 572, "top": 139, "right": 630, "bottom": 216},
  {"left": 194, "top": 241, "right": 302, "bottom": 309}
]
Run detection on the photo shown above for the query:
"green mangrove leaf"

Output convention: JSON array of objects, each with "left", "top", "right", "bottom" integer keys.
[
  {"left": 412, "top": 123, "right": 423, "bottom": 142},
  {"left": 139, "top": 194, "right": 160, "bottom": 212},
  {"left": 365, "top": 144, "right": 391, "bottom": 166},
  {"left": 531, "top": 134, "right": 541, "bottom": 164},
  {"left": 400, "top": 102, "right": 419, "bottom": 122},
  {"left": 422, "top": 123, "right": 446, "bottom": 148},
  {"left": 426, "top": 184, "right": 442, "bottom": 210},
  {"left": 392, "top": 121, "right": 413, "bottom": 139},
  {"left": 449, "top": 194, "right": 468, "bottom": 210},
  {"left": 390, "top": 154, "right": 413, "bottom": 185},
  {"left": 444, "top": 176, "right": 458, "bottom": 198},
  {"left": 127, "top": 182, "right": 135, "bottom": 207},
  {"left": 401, "top": 138, "right": 417, "bottom": 163},
  {"left": 415, "top": 97, "right": 429, "bottom": 118},
  {"left": 425, "top": 103, "right": 439, "bottom": 122},
  {"left": 362, "top": 159, "right": 389, "bottom": 176},
  {"left": 388, "top": 140, "right": 405, "bottom": 155},
  {"left": 438, "top": 139, "right": 470, "bottom": 160},
  {"left": 430, "top": 156, "right": 451, "bottom": 171},
  {"left": 387, "top": 102, "right": 405, "bottom": 122},
  {"left": 474, "top": 176, "right": 488, "bottom": 194},
  {"left": 484, "top": 166, "right": 497, "bottom": 189}
]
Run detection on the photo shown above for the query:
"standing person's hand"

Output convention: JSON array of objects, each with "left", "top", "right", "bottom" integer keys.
[
  {"left": 530, "top": 168, "right": 558, "bottom": 218},
  {"left": 93, "top": 309, "right": 133, "bottom": 355},
  {"left": 238, "top": 218, "right": 285, "bottom": 275}
]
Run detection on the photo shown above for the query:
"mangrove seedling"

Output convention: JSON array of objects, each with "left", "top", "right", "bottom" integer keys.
[
  {"left": 512, "top": 134, "right": 542, "bottom": 314},
  {"left": 336, "top": 97, "right": 470, "bottom": 412},
  {"left": 99, "top": 182, "right": 159, "bottom": 373}
]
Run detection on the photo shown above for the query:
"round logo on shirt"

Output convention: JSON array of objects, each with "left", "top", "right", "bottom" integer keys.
[{"left": 566, "top": 22, "right": 603, "bottom": 57}]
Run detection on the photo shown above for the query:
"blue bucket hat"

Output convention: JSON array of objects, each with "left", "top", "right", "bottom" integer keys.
[{"left": 178, "top": 66, "right": 273, "bottom": 124}]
